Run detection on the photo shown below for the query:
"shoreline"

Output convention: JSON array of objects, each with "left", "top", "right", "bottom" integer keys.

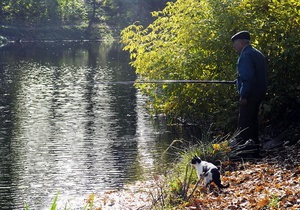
[
  {"left": 0, "top": 24, "right": 118, "bottom": 46},
  {"left": 49, "top": 142, "right": 299, "bottom": 209}
]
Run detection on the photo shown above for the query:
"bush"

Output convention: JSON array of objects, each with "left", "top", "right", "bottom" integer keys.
[{"left": 121, "top": 0, "right": 300, "bottom": 130}]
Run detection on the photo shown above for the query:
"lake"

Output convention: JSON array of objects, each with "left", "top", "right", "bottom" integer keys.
[{"left": 0, "top": 41, "right": 198, "bottom": 209}]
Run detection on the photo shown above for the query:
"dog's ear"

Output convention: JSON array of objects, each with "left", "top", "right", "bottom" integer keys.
[
  {"left": 194, "top": 155, "right": 200, "bottom": 159},
  {"left": 191, "top": 155, "right": 201, "bottom": 164},
  {"left": 195, "top": 156, "right": 201, "bottom": 162},
  {"left": 191, "top": 155, "right": 197, "bottom": 163}
]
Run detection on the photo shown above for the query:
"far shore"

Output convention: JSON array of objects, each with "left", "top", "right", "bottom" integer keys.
[{"left": 0, "top": 24, "right": 119, "bottom": 46}]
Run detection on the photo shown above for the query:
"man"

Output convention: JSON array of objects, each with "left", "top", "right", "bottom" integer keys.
[{"left": 231, "top": 31, "right": 267, "bottom": 150}]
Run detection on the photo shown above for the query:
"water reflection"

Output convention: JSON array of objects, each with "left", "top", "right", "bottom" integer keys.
[{"left": 0, "top": 41, "right": 179, "bottom": 209}]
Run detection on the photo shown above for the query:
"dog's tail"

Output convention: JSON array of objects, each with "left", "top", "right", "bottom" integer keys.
[
  {"left": 217, "top": 182, "right": 230, "bottom": 189},
  {"left": 211, "top": 168, "right": 230, "bottom": 189}
]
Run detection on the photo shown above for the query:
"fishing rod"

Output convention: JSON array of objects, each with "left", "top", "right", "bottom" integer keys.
[
  {"left": 135, "top": 79, "right": 236, "bottom": 84},
  {"left": 95, "top": 79, "right": 236, "bottom": 85}
]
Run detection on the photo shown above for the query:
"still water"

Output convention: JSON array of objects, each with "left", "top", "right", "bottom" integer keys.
[{"left": 0, "top": 41, "right": 184, "bottom": 209}]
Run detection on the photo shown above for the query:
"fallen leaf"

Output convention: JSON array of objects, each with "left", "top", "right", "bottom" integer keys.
[
  {"left": 255, "top": 185, "right": 264, "bottom": 192},
  {"left": 86, "top": 193, "right": 95, "bottom": 203},
  {"left": 257, "top": 197, "right": 269, "bottom": 208}
]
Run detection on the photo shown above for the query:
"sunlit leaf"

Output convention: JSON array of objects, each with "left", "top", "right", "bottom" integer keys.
[
  {"left": 212, "top": 144, "right": 221, "bottom": 151},
  {"left": 86, "top": 193, "right": 95, "bottom": 204},
  {"left": 257, "top": 197, "right": 269, "bottom": 208}
]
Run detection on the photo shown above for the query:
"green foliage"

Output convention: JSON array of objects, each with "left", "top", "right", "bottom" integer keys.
[
  {"left": 0, "top": 0, "right": 87, "bottom": 25},
  {"left": 50, "top": 193, "right": 59, "bottom": 210},
  {"left": 268, "top": 195, "right": 280, "bottom": 208},
  {"left": 57, "top": 0, "right": 88, "bottom": 23},
  {"left": 0, "top": 0, "right": 173, "bottom": 29},
  {"left": 121, "top": 0, "right": 300, "bottom": 129}
]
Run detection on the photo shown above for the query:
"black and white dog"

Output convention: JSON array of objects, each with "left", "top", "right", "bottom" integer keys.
[{"left": 191, "top": 156, "right": 229, "bottom": 189}]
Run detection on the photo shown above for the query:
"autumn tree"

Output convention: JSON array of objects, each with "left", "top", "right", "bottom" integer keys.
[{"left": 121, "top": 0, "right": 300, "bottom": 129}]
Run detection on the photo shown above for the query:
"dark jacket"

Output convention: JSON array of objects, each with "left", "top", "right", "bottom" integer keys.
[{"left": 237, "top": 45, "right": 267, "bottom": 99}]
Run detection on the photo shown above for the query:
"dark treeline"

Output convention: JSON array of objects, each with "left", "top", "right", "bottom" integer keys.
[
  {"left": 0, "top": 0, "right": 172, "bottom": 27},
  {"left": 0, "top": 0, "right": 174, "bottom": 40}
]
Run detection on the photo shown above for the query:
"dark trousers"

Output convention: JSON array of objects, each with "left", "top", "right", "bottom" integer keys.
[{"left": 238, "top": 96, "right": 262, "bottom": 144}]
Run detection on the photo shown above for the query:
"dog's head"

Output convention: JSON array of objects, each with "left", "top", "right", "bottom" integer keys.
[{"left": 191, "top": 156, "right": 202, "bottom": 165}]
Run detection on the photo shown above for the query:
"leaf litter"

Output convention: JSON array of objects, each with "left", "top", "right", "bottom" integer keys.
[{"left": 87, "top": 143, "right": 299, "bottom": 209}]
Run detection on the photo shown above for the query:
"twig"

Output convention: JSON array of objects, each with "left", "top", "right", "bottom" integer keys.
[
  {"left": 185, "top": 166, "right": 195, "bottom": 199},
  {"left": 187, "top": 179, "right": 201, "bottom": 201},
  {"left": 241, "top": 157, "right": 246, "bottom": 170},
  {"left": 161, "top": 139, "right": 183, "bottom": 160},
  {"left": 182, "top": 164, "right": 189, "bottom": 198}
]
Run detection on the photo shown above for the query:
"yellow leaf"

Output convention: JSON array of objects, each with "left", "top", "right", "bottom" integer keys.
[
  {"left": 212, "top": 144, "right": 221, "bottom": 151},
  {"left": 86, "top": 193, "right": 95, "bottom": 204},
  {"left": 221, "top": 141, "right": 229, "bottom": 148}
]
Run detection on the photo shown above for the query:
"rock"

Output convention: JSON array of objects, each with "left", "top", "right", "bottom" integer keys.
[{"left": 262, "top": 134, "right": 286, "bottom": 151}]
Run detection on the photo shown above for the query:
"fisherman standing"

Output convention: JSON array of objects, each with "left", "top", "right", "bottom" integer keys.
[{"left": 231, "top": 31, "right": 267, "bottom": 152}]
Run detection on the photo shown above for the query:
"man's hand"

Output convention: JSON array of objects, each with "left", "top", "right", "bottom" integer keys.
[{"left": 239, "top": 98, "right": 248, "bottom": 105}]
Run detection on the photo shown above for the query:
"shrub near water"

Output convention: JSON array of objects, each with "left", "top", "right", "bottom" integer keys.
[{"left": 121, "top": 0, "right": 300, "bottom": 130}]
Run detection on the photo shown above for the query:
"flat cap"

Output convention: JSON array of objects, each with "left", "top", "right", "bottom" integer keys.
[{"left": 231, "top": 31, "right": 250, "bottom": 41}]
